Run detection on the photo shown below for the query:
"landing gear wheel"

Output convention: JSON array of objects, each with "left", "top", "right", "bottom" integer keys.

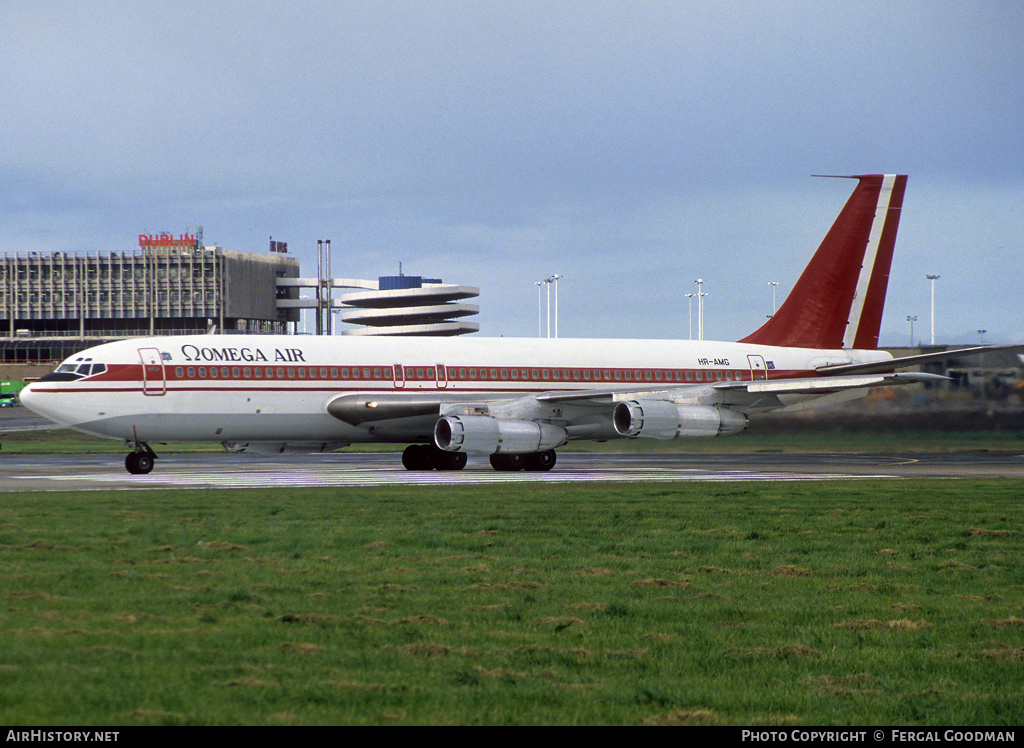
[
  {"left": 435, "top": 450, "right": 467, "bottom": 471},
  {"left": 403, "top": 444, "right": 467, "bottom": 471},
  {"left": 125, "top": 451, "right": 154, "bottom": 475},
  {"left": 525, "top": 450, "right": 557, "bottom": 472},
  {"left": 402, "top": 444, "right": 435, "bottom": 471},
  {"left": 489, "top": 453, "right": 526, "bottom": 472}
]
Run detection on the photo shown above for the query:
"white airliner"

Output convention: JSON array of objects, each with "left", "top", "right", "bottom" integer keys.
[{"left": 19, "top": 174, "right": 994, "bottom": 474}]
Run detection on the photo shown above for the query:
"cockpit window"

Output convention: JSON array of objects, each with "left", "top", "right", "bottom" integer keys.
[{"left": 39, "top": 361, "right": 107, "bottom": 383}]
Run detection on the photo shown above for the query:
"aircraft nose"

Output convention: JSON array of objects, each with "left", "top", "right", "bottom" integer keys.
[
  {"left": 18, "top": 382, "right": 38, "bottom": 411},
  {"left": 17, "top": 382, "right": 58, "bottom": 424}
]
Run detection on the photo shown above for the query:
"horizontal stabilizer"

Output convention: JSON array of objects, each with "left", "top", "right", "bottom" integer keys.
[{"left": 815, "top": 344, "right": 1023, "bottom": 376}]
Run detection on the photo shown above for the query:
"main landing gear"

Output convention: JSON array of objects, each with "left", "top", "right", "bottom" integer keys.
[
  {"left": 125, "top": 443, "right": 158, "bottom": 475},
  {"left": 489, "top": 450, "right": 556, "bottom": 472},
  {"left": 402, "top": 444, "right": 468, "bottom": 471},
  {"left": 401, "top": 445, "right": 557, "bottom": 472}
]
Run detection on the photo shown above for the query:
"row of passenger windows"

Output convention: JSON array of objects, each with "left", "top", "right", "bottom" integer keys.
[
  {"left": 173, "top": 366, "right": 385, "bottom": 381},
  {"left": 170, "top": 365, "right": 750, "bottom": 383}
]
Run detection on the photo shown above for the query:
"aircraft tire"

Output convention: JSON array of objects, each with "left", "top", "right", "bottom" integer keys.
[
  {"left": 435, "top": 450, "right": 467, "bottom": 471},
  {"left": 125, "top": 452, "right": 154, "bottom": 475},
  {"left": 402, "top": 444, "right": 437, "bottom": 471},
  {"left": 489, "top": 453, "right": 525, "bottom": 472},
  {"left": 525, "top": 450, "right": 557, "bottom": 472}
]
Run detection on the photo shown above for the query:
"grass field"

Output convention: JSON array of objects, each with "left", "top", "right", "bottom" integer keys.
[{"left": 1, "top": 480, "right": 1022, "bottom": 725}]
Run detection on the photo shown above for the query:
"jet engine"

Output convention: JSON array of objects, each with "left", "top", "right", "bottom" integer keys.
[
  {"left": 613, "top": 401, "right": 747, "bottom": 439},
  {"left": 434, "top": 415, "right": 568, "bottom": 454}
]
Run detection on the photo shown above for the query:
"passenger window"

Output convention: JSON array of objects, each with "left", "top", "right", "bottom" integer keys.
[{"left": 175, "top": 367, "right": 184, "bottom": 378}]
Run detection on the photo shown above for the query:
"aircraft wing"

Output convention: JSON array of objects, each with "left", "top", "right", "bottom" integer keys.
[
  {"left": 535, "top": 371, "right": 944, "bottom": 403},
  {"left": 815, "top": 344, "right": 1023, "bottom": 376},
  {"left": 326, "top": 344, "right": 1007, "bottom": 431}
]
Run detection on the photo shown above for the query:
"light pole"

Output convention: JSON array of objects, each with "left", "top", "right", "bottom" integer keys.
[
  {"left": 535, "top": 281, "right": 543, "bottom": 337},
  {"left": 694, "top": 279, "right": 705, "bottom": 341},
  {"left": 685, "top": 293, "right": 695, "bottom": 340},
  {"left": 543, "top": 277, "right": 554, "bottom": 338},
  {"left": 768, "top": 281, "right": 779, "bottom": 317},
  {"left": 906, "top": 315, "right": 918, "bottom": 347},
  {"left": 926, "top": 274, "right": 940, "bottom": 345},
  {"left": 549, "top": 274, "right": 561, "bottom": 338}
]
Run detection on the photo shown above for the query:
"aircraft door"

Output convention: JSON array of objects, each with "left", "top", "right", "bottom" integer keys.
[
  {"left": 747, "top": 354, "right": 768, "bottom": 381},
  {"left": 393, "top": 364, "right": 406, "bottom": 389},
  {"left": 436, "top": 363, "right": 448, "bottom": 389},
  {"left": 138, "top": 347, "right": 166, "bottom": 396}
]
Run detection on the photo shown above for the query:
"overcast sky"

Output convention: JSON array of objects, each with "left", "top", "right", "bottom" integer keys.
[{"left": 2, "top": 1, "right": 1021, "bottom": 345}]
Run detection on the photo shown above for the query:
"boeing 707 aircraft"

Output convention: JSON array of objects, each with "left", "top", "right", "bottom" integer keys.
[{"left": 20, "top": 174, "right": 995, "bottom": 474}]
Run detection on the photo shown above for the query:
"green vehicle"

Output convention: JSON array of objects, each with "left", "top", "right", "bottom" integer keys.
[{"left": 0, "top": 380, "right": 26, "bottom": 407}]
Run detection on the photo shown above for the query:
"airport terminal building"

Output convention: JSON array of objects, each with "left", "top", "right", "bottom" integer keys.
[
  {"left": 0, "top": 235, "right": 301, "bottom": 366},
  {"left": 0, "top": 233, "right": 479, "bottom": 374}
]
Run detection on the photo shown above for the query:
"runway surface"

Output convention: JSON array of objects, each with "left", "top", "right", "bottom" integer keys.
[{"left": 1, "top": 450, "right": 1021, "bottom": 491}]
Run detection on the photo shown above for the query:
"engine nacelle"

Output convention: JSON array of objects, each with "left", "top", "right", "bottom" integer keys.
[
  {"left": 434, "top": 415, "right": 568, "bottom": 454},
  {"left": 613, "top": 401, "right": 747, "bottom": 439}
]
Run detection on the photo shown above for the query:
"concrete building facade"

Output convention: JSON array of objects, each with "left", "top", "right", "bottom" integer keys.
[{"left": 0, "top": 241, "right": 300, "bottom": 364}]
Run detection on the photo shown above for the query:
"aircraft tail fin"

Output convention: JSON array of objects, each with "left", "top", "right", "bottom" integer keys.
[{"left": 739, "top": 174, "right": 907, "bottom": 350}]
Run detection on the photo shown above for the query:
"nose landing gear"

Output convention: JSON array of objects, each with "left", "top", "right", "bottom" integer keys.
[{"left": 125, "top": 443, "right": 158, "bottom": 474}]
